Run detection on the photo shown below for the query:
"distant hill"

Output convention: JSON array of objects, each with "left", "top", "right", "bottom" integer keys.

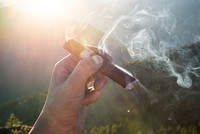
[{"left": 0, "top": 92, "right": 46, "bottom": 126}]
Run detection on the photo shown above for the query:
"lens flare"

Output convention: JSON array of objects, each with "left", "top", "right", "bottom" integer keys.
[
  {"left": 21, "top": 0, "right": 76, "bottom": 18},
  {"left": 25, "top": 0, "right": 65, "bottom": 17}
]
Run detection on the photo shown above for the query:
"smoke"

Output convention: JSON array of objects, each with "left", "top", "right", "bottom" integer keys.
[{"left": 81, "top": 0, "right": 200, "bottom": 88}]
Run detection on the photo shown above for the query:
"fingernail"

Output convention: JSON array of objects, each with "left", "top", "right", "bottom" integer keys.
[{"left": 92, "top": 55, "right": 103, "bottom": 66}]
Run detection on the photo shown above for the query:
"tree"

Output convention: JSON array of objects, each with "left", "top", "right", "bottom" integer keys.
[{"left": 5, "top": 113, "right": 22, "bottom": 128}]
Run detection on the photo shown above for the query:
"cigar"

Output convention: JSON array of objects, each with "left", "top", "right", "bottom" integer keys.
[{"left": 63, "top": 39, "right": 139, "bottom": 91}]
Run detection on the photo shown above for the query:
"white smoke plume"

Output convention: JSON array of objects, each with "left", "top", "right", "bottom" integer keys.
[
  {"left": 79, "top": 0, "right": 200, "bottom": 88},
  {"left": 66, "top": 0, "right": 200, "bottom": 88}
]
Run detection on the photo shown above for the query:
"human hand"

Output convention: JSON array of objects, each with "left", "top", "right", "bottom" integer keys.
[{"left": 29, "top": 53, "right": 111, "bottom": 134}]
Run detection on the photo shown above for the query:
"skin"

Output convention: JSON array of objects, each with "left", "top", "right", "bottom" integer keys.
[{"left": 29, "top": 53, "right": 111, "bottom": 134}]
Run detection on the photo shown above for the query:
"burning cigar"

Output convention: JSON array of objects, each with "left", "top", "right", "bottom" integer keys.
[{"left": 63, "top": 39, "right": 139, "bottom": 91}]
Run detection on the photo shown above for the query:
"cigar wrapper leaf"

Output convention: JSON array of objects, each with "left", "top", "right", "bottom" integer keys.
[{"left": 63, "top": 39, "right": 139, "bottom": 91}]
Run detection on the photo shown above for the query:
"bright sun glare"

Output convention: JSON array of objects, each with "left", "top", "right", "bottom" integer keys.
[{"left": 22, "top": 0, "right": 75, "bottom": 18}]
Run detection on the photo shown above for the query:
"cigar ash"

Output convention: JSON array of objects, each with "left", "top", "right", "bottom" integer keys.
[{"left": 126, "top": 79, "right": 140, "bottom": 91}]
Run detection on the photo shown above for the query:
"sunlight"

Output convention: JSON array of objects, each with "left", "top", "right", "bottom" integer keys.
[{"left": 22, "top": 0, "right": 75, "bottom": 18}]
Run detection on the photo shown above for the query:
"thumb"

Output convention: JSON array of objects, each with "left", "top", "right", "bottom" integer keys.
[{"left": 63, "top": 55, "right": 103, "bottom": 91}]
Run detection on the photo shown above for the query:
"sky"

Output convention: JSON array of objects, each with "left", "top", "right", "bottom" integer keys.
[{"left": 0, "top": 0, "right": 10, "bottom": 6}]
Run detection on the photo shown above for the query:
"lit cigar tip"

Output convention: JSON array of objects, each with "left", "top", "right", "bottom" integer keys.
[{"left": 125, "top": 79, "right": 140, "bottom": 91}]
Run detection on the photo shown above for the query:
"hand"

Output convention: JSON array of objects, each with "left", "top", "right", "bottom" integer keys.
[{"left": 29, "top": 54, "right": 110, "bottom": 134}]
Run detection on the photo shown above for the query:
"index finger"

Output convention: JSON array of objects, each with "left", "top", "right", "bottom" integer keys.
[{"left": 52, "top": 54, "right": 79, "bottom": 86}]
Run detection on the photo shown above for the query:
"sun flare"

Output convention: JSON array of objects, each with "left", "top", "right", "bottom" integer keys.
[{"left": 22, "top": 0, "right": 75, "bottom": 18}]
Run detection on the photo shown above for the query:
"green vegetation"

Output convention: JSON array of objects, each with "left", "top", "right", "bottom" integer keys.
[
  {"left": 0, "top": 114, "right": 32, "bottom": 134},
  {"left": 0, "top": 92, "right": 46, "bottom": 126},
  {"left": 1, "top": 113, "right": 200, "bottom": 134},
  {"left": 1, "top": 83, "right": 200, "bottom": 134},
  {"left": 5, "top": 114, "right": 22, "bottom": 128},
  {"left": 83, "top": 122, "right": 200, "bottom": 134}
]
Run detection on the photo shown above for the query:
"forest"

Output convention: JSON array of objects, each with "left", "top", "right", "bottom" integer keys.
[
  {"left": 1, "top": 42, "right": 200, "bottom": 134},
  {"left": 1, "top": 0, "right": 200, "bottom": 133}
]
